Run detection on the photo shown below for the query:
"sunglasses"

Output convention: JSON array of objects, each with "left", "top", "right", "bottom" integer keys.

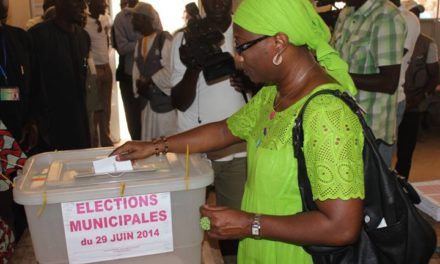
[{"left": 235, "top": 35, "right": 270, "bottom": 55}]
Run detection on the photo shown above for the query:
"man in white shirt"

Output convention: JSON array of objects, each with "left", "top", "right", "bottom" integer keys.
[
  {"left": 395, "top": 1, "right": 439, "bottom": 179},
  {"left": 170, "top": 1, "right": 246, "bottom": 263},
  {"left": 390, "top": 0, "right": 420, "bottom": 127}
]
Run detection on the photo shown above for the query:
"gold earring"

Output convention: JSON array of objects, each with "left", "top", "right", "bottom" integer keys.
[{"left": 272, "top": 52, "right": 283, "bottom": 66}]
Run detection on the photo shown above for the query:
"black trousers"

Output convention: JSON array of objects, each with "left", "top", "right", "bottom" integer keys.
[
  {"left": 395, "top": 111, "right": 421, "bottom": 179},
  {"left": 119, "top": 77, "right": 142, "bottom": 141}
]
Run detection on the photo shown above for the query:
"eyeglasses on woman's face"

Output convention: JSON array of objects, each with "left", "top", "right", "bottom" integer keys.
[{"left": 235, "top": 35, "right": 269, "bottom": 55}]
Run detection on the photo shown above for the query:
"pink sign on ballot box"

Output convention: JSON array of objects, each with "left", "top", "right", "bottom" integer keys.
[{"left": 62, "top": 193, "right": 173, "bottom": 264}]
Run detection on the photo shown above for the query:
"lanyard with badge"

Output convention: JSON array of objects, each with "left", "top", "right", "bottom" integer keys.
[{"left": 0, "top": 33, "right": 20, "bottom": 102}]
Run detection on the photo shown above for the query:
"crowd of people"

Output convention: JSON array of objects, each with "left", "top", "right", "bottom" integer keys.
[
  {"left": 113, "top": 0, "right": 438, "bottom": 263},
  {"left": 0, "top": 0, "right": 438, "bottom": 262}
]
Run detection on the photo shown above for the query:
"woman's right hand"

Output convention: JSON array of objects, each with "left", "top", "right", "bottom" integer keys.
[
  {"left": 110, "top": 141, "right": 154, "bottom": 161},
  {"left": 200, "top": 205, "right": 254, "bottom": 240}
]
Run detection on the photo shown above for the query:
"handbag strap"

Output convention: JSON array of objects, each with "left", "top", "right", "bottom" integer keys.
[
  {"left": 293, "top": 89, "right": 366, "bottom": 158},
  {"left": 292, "top": 89, "right": 398, "bottom": 226}
]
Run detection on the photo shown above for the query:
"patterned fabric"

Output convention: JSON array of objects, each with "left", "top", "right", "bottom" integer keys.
[
  {"left": 332, "top": 0, "right": 406, "bottom": 143},
  {"left": 0, "top": 217, "right": 15, "bottom": 263},
  {"left": 0, "top": 121, "right": 26, "bottom": 191},
  {"left": 227, "top": 84, "right": 364, "bottom": 263}
]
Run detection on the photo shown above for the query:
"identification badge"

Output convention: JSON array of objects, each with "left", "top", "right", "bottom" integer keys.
[{"left": 0, "top": 87, "right": 20, "bottom": 101}]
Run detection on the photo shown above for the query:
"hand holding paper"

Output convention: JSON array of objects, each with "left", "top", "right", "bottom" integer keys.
[{"left": 93, "top": 156, "right": 133, "bottom": 174}]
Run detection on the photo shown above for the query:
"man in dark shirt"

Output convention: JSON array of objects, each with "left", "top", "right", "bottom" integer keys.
[{"left": 29, "top": 0, "right": 91, "bottom": 151}]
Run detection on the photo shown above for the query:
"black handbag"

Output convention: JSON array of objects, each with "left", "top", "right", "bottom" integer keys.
[{"left": 292, "top": 89, "right": 437, "bottom": 264}]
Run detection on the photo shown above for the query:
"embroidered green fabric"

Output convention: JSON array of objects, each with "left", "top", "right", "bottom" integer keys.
[
  {"left": 227, "top": 83, "right": 364, "bottom": 202},
  {"left": 303, "top": 92, "right": 365, "bottom": 200},
  {"left": 227, "top": 84, "right": 364, "bottom": 263}
]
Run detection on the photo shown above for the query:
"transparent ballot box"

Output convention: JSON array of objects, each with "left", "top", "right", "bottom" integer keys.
[{"left": 13, "top": 148, "right": 213, "bottom": 264}]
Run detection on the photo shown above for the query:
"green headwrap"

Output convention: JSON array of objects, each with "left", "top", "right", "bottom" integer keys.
[{"left": 233, "top": 0, "right": 357, "bottom": 95}]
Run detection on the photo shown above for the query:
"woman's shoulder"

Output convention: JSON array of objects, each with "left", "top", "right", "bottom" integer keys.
[{"left": 304, "top": 84, "right": 357, "bottom": 119}]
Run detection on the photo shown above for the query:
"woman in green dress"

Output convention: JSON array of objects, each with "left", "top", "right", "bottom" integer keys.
[{"left": 112, "top": 0, "right": 365, "bottom": 262}]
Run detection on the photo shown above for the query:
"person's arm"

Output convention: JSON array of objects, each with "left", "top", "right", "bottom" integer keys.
[
  {"left": 403, "top": 13, "right": 420, "bottom": 58},
  {"left": 151, "top": 37, "right": 173, "bottom": 94},
  {"left": 113, "top": 13, "right": 137, "bottom": 56},
  {"left": 201, "top": 199, "right": 363, "bottom": 246},
  {"left": 16, "top": 28, "right": 39, "bottom": 151},
  {"left": 424, "top": 41, "right": 439, "bottom": 94},
  {"left": 406, "top": 60, "right": 438, "bottom": 109},
  {"left": 424, "top": 62, "right": 439, "bottom": 94},
  {"left": 26, "top": 27, "right": 51, "bottom": 150},
  {"left": 111, "top": 120, "right": 242, "bottom": 161},
  {"left": 132, "top": 41, "right": 141, "bottom": 97},
  {"left": 350, "top": 64, "right": 401, "bottom": 94},
  {"left": 171, "top": 67, "right": 201, "bottom": 111},
  {"left": 350, "top": 13, "right": 406, "bottom": 95},
  {"left": 169, "top": 32, "right": 201, "bottom": 111}
]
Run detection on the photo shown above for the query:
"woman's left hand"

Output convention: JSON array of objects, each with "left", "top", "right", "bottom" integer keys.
[{"left": 200, "top": 205, "right": 253, "bottom": 240}]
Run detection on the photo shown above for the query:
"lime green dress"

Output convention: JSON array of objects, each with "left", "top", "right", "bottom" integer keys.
[{"left": 226, "top": 84, "right": 365, "bottom": 264}]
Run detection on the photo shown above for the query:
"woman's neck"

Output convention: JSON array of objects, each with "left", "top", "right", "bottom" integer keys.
[
  {"left": 275, "top": 50, "right": 331, "bottom": 110},
  {"left": 279, "top": 61, "right": 315, "bottom": 96}
]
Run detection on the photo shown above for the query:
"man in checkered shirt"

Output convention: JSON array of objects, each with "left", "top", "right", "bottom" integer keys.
[{"left": 332, "top": 0, "right": 407, "bottom": 167}]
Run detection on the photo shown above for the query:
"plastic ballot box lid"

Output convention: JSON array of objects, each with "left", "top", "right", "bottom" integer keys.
[{"left": 14, "top": 148, "right": 214, "bottom": 205}]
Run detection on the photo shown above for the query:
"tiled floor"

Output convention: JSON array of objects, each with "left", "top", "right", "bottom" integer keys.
[
  {"left": 8, "top": 123, "right": 440, "bottom": 264},
  {"left": 8, "top": 229, "right": 34, "bottom": 264},
  {"left": 406, "top": 122, "right": 440, "bottom": 264}
]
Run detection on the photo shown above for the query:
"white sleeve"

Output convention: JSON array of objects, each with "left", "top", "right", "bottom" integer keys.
[
  {"left": 169, "top": 32, "right": 188, "bottom": 87},
  {"left": 152, "top": 38, "right": 173, "bottom": 95},
  {"left": 132, "top": 42, "right": 140, "bottom": 98},
  {"left": 404, "top": 12, "right": 420, "bottom": 52},
  {"left": 426, "top": 41, "right": 438, "bottom": 64}
]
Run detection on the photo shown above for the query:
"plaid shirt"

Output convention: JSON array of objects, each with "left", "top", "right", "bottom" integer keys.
[{"left": 332, "top": 0, "right": 407, "bottom": 144}]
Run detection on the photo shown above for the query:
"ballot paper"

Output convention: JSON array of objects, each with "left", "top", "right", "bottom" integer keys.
[{"left": 93, "top": 156, "right": 133, "bottom": 174}]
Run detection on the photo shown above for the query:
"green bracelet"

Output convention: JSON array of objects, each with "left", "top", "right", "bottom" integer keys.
[{"left": 200, "top": 216, "right": 211, "bottom": 231}]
